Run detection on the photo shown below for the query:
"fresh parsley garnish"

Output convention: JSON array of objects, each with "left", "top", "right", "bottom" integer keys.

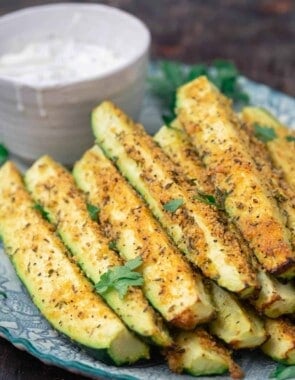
[
  {"left": 194, "top": 192, "right": 218, "bottom": 207},
  {"left": 149, "top": 60, "right": 249, "bottom": 126},
  {"left": 108, "top": 240, "right": 119, "bottom": 252},
  {"left": 254, "top": 124, "right": 277, "bottom": 143},
  {"left": 163, "top": 198, "right": 184, "bottom": 212},
  {"left": 0, "top": 291, "right": 7, "bottom": 299},
  {"left": 193, "top": 190, "right": 228, "bottom": 210},
  {"left": 270, "top": 363, "right": 295, "bottom": 380},
  {"left": 95, "top": 256, "right": 144, "bottom": 299},
  {"left": 87, "top": 203, "right": 100, "bottom": 222},
  {"left": 286, "top": 135, "right": 295, "bottom": 142},
  {"left": 0, "top": 143, "right": 8, "bottom": 166},
  {"left": 33, "top": 203, "right": 50, "bottom": 221}
]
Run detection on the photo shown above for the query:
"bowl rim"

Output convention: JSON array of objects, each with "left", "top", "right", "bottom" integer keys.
[{"left": 0, "top": 3, "right": 151, "bottom": 90}]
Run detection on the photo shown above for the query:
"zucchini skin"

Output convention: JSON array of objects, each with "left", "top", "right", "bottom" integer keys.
[
  {"left": 177, "top": 77, "right": 295, "bottom": 279},
  {"left": 0, "top": 162, "right": 149, "bottom": 365},
  {"left": 73, "top": 145, "right": 214, "bottom": 329},
  {"left": 91, "top": 101, "right": 258, "bottom": 297},
  {"left": 155, "top": 125, "right": 295, "bottom": 318},
  {"left": 25, "top": 155, "right": 171, "bottom": 347}
]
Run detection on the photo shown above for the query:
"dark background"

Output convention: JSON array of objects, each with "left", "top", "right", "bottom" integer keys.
[
  {"left": 0, "top": 0, "right": 295, "bottom": 96},
  {"left": 0, "top": 1, "right": 294, "bottom": 379}
]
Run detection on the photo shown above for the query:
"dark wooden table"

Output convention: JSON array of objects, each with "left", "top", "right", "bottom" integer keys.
[{"left": 0, "top": 1, "right": 294, "bottom": 379}]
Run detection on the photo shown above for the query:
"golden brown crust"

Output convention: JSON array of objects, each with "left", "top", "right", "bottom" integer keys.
[
  {"left": 92, "top": 102, "right": 258, "bottom": 295},
  {"left": 25, "top": 155, "right": 172, "bottom": 346},
  {"left": 74, "top": 146, "right": 214, "bottom": 328},
  {"left": 177, "top": 77, "right": 295, "bottom": 278}
]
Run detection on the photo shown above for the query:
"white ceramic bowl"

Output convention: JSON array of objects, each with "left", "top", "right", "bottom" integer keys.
[{"left": 0, "top": 3, "right": 150, "bottom": 165}]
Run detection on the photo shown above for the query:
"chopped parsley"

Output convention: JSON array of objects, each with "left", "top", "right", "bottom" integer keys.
[
  {"left": 194, "top": 192, "right": 217, "bottom": 207},
  {"left": 286, "top": 135, "right": 295, "bottom": 142},
  {"left": 33, "top": 203, "right": 50, "bottom": 221},
  {"left": 270, "top": 363, "right": 295, "bottom": 380},
  {"left": 108, "top": 240, "right": 119, "bottom": 252},
  {"left": 149, "top": 60, "right": 249, "bottom": 126},
  {"left": 0, "top": 144, "right": 8, "bottom": 166},
  {"left": 193, "top": 190, "right": 228, "bottom": 210},
  {"left": 95, "top": 256, "right": 144, "bottom": 299},
  {"left": 253, "top": 124, "right": 277, "bottom": 142},
  {"left": 163, "top": 198, "right": 184, "bottom": 212},
  {"left": 87, "top": 203, "right": 100, "bottom": 222}
]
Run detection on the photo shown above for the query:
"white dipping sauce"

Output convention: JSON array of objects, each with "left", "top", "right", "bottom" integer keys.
[{"left": 0, "top": 38, "right": 124, "bottom": 87}]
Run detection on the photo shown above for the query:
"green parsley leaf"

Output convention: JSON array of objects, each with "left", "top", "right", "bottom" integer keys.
[
  {"left": 270, "top": 363, "right": 295, "bottom": 380},
  {"left": 194, "top": 190, "right": 228, "bottom": 210},
  {"left": 194, "top": 191, "right": 216, "bottom": 206},
  {"left": 149, "top": 60, "right": 249, "bottom": 126},
  {"left": 108, "top": 240, "right": 119, "bottom": 252},
  {"left": 33, "top": 204, "right": 50, "bottom": 221},
  {"left": 0, "top": 144, "right": 9, "bottom": 166},
  {"left": 94, "top": 257, "right": 144, "bottom": 299},
  {"left": 163, "top": 198, "right": 184, "bottom": 212},
  {"left": 0, "top": 291, "right": 7, "bottom": 299},
  {"left": 286, "top": 135, "right": 295, "bottom": 142},
  {"left": 254, "top": 123, "right": 277, "bottom": 142},
  {"left": 87, "top": 203, "right": 100, "bottom": 222}
]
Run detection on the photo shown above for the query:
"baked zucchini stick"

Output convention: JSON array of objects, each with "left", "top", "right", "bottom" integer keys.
[
  {"left": 0, "top": 162, "right": 149, "bottom": 365},
  {"left": 74, "top": 146, "right": 267, "bottom": 349},
  {"left": 242, "top": 107, "right": 295, "bottom": 192},
  {"left": 261, "top": 318, "right": 295, "bottom": 365},
  {"left": 237, "top": 119, "right": 295, "bottom": 247},
  {"left": 177, "top": 77, "right": 295, "bottom": 279},
  {"left": 25, "top": 155, "right": 171, "bottom": 347},
  {"left": 154, "top": 125, "right": 295, "bottom": 318},
  {"left": 209, "top": 281, "right": 266, "bottom": 349},
  {"left": 165, "top": 329, "right": 243, "bottom": 378},
  {"left": 73, "top": 146, "right": 214, "bottom": 329},
  {"left": 91, "top": 101, "right": 258, "bottom": 297}
]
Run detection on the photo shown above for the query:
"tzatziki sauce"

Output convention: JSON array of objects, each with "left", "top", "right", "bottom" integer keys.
[{"left": 0, "top": 38, "right": 124, "bottom": 87}]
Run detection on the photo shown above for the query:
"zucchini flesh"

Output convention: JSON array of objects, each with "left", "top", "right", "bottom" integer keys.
[
  {"left": 0, "top": 162, "right": 149, "bottom": 365},
  {"left": 177, "top": 77, "right": 295, "bottom": 279},
  {"left": 25, "top": 155, "right": 171, "bottom": 347},
  {"left": 91, "top": 101, "right": 258, "bottom": 297},
  {"left": 261, "top": 318, "right": 295, "bottom": 364},
  {"left": 155, "top": 124, "right": 295, "bottom": 318},
  {"left": 166, "top": 329, "right": 243, "bottom": 378},
  {"left": 242, "top": 107, "right": 295, "bottom": 192},
  {"left": 73, "top": 145, "right": 214, "bottom": 329}
]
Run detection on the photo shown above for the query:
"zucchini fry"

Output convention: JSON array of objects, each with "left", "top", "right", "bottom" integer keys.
[
  {"left": 73, "top": 145, "right": 214, "bottom": 329},
  {"left": 91, "top": 101, "right": 258, "bottom": 297},
  {"left": 209, "top": 281, "right": 266, "bottom": 349},
  {"left": 0, "top": 162, "right": 149, "bottom": 365},
  {"left": 74, "top": 146, "right": 267, "bottom": 349},
  {"left": 155, "top": 124, "right": 295, "bottom": 318},
  {"left": 177, "top": 76, "right": 295, "bottom": 279},
  {"left": 242, "top": 107, "right": 295, "bottom": 192},
  {"left": 238, "top": 113, "right": 295, "bottom": 247},
  {"left": 261, "top": 318, "right": 295, "bottom": 365},
  {"left": 166, "top": 329, "right": 243, "bottom": 378},
  {"left": 25, "top": 155, "right": 171, "bottom": 347}
]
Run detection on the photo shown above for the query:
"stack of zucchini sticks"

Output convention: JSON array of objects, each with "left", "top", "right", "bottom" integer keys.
[{"left": 1, "top": 76, "right": 295, "bottom": 378}]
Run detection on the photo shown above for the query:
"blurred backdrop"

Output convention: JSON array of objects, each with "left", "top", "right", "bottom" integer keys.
[{"left": 0, "top": 0, "right": 294, "bottom": 96}]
